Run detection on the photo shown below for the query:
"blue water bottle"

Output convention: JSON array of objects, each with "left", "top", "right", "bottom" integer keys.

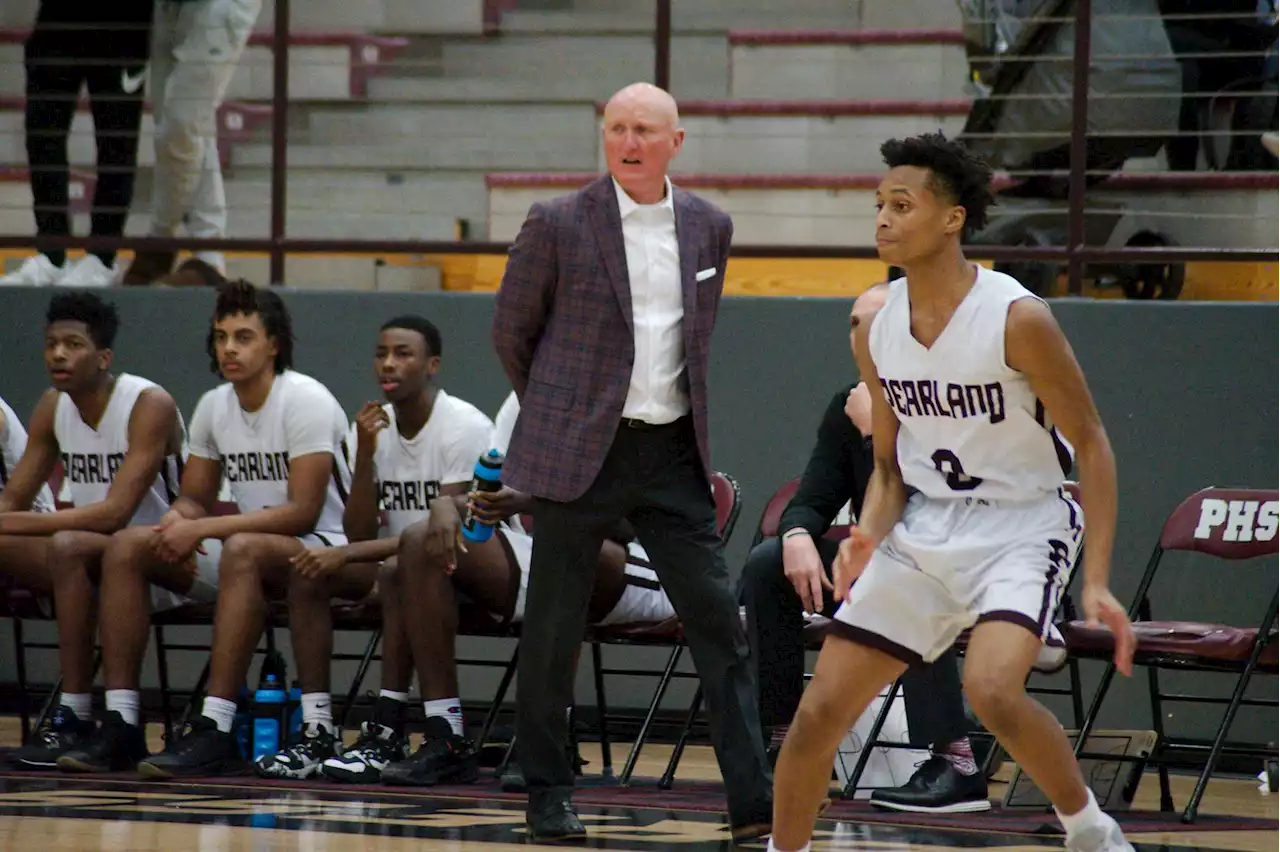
[
  {"left": 252, "top": 649, "right": 288, "bottom": 757},
  {"left": 461, "top": 449, "right": 504, "bottom": 543}
]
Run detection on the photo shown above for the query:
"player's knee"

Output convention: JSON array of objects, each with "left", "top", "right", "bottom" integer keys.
[
  {"left": 788, "top": 679, "right": 846, "bottom": 746},
  {"left": 46, "top": 531, "right": 89, "bottom": 579},
  {"left": 377, "top": 559, "right": 401, "bottom": 593},
  {"left": 397, "top": 522, "right": 427, "bottom": 562},
  {"left": 218, "top": 534, "right": 262, "bottom": 580},
  {"left": 287, "top": 568, "right": 327, "bottom": 601},
  {"left": 963, "top": 667, "right": 1025, "bottom": 729}
]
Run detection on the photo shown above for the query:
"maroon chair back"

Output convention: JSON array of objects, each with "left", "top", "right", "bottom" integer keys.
[
  {"left": 755, "top": 477, "right": 800, "bottom": 543},
  {"left": 1158, "top": 487, "right": 1279, "bottom": 559},
  {"left": 710, "top": 471, "right": 742, "bottom": 541}
]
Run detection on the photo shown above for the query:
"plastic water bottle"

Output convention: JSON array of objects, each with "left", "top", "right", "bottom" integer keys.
[
  {"left": 461, "top": 449, "right": 504, "bottom": 543},
  {"left": 252, "top": 676, "right": 286, "bottom": 760},
  {"left": 253, "top": 652, "right": 289, "bottom": 760}
]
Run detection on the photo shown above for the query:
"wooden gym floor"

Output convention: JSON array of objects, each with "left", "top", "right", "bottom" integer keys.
[{"left": 0, "top": 718, "right": 1274, "bottom": 851}]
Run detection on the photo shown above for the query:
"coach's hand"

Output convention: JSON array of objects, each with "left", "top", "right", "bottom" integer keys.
[
  {"left": 354, "top": 401, "right": 390, "bottom": 455},
  {"left": 292, "top": 545, "right": 347, "bottom": 579},
  {"left": 833, "top": 527, "right": 874, "bottom": 602},
  {"left": 1083, "top": 582, "right": 1135, "bottom": 676},
  {"left": 469, "top": 486, "right": 527, "bottom": 524},
  {"left": 424, "top": 496, "right": 465, "bottom": 574},
  {"left": 782, "top": 531, "right": 832, "bottom": 614}
]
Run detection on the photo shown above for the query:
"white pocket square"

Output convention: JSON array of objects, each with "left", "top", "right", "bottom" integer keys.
[{"left": 695, "top": 267, "right": 717, "bottom": 282}]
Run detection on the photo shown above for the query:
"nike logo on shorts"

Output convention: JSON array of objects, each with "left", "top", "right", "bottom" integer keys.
[{"left": 120, "top": 68, "right": 146, "bottom": 94}]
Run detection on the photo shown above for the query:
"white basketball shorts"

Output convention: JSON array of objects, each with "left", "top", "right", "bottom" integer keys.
[
  {"left": 149, "top": 531, "right": 347, "bottom": 612},
  {"left": 831, "top": 487, "right": 1082, "bottom": 664},
  {"left": 499, "top": 528, "right": 674, "bottom": 625}
]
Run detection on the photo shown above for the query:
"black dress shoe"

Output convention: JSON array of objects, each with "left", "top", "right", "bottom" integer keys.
[
  {"left": 869, "top": 756, "right": 991, "bottom": 813},
  {"left": 526, "top": 788, "right": 586, "bottom": 842}
]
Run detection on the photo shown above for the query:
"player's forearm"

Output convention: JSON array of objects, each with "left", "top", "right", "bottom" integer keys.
[
  {"left": 344, "top": 454, "right": 380, "bottom": 542},
  {"left": 0, "top": 501, "right": 130, "bottom": 535},
  {"left": 170, "top": 496, "right": 210, "bottom": 521},
  {"left": 341, "top": 537, "right": 400, "bottom": 565},
  {"left": 854, "top": 464, "right": 907, "bottom": 546},
  {"left": 192, "top": 503, "right": 319, "bottom": 540},
  {"left": 1075, "top": 430, "right": 1118, "bottom": 588}
]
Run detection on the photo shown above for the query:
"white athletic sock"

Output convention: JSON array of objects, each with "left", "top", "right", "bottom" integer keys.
[
  {"left": 379, "top": 689, "right": 409, "bottom": 703},
  {"left": 58, "top": 692, "right": 91, "bottom": 721},
  {"left": 202, "top": 696, "right": 238, "bottom": 734},
  {"left": 105, "top": 689, "right": 141, "bottom": 727},
  {"left": 767, "top": 840, "right": 808, "bottom": 852},
  {"left": 1056, "top": 788, "right": 1108, "bottom": 838},
  {"left": 301, "top": 692, "right": 334, "bottom": 733},
  {"left": 424, "top": 697, "right": 464, "bottom": 737}
]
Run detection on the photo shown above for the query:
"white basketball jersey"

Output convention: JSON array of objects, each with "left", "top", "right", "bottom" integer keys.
[
  {"left": 361, "top": 390, "right": 495, "bottom": 537},
  {"left": 0, "top": 395, "right": 54, "bottom": 513},
  {"left": 869, "top": 268, "right": 1074, "bottom": 502},
  {"left": 52, "top": 374, "right": 184, "bottom": 525},
  {"left": 188, "top": 370, "right": 350, "bottom": 538}
]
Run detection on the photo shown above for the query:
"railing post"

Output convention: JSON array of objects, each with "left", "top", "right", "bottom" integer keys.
[
  {"left": 269, "top": 0, "right": 291, "bottom": 286},
  {"left": 1066, "top": 0, "right": 1092, "bottom": 296},
  {"left": 654, "top": 0, "right": 672, "bottom": 91}
]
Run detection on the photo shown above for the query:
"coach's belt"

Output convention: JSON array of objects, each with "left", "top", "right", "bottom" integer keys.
[{"left": 621, "top": 417, "right": 662, "bottom": 431}]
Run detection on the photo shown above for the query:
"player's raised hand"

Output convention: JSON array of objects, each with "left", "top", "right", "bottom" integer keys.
[
  {"left": 833, "top": 526, "right": 875, "bottom": 601},
  {"left": 1083, "top": 582, "right": 1135, "bottom": 676},
  {"left": 354, "top": 401, "right": 390, "bottom": 449}
]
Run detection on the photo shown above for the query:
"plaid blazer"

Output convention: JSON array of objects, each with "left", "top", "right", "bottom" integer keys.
[{"left": 491, "top": 174, "right": 732, "bottom": 502}]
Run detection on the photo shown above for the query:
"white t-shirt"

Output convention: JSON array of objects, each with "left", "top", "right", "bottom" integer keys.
[
  {"left": 52, "top": 373, "right": 183, "bottom": 525},
  {"left": 188, "top": 370, "right": 350, "bottom": 537},
  {"left": 353, "top": 390, "right": 494, "bottom": 537},
  {"left": 870, "top": 268, "right": 1074, "bottom": 502},
  {"left": 0, "top": 395, "right": 54, "bottom": 513}
]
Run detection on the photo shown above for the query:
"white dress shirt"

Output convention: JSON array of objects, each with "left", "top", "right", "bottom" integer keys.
[{"left": 614, "top": 177, "right": 690, "bottom": 425}]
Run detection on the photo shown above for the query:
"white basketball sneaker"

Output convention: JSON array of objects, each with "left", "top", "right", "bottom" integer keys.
[
  {"left": 1065, "top": 817, "right": 1135, "bottom": 852},
  {"left": 0, "top": 254, "right": 63, "bottom": 287},
  {"left": 59, "top": 254, "right": 119, "bottom": 288}
]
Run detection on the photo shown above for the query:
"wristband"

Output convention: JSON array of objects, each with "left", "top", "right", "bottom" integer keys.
[{"left": 781, "top": 527, "right": 810, "bottom": 541}]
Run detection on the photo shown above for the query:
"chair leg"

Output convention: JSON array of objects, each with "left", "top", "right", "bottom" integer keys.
[
  {"left": 1073, "top": 661, "right": 1119, "bottom": 760},
  {"left": 154, "top": 624, "right": 174, "bottom": 740},
  {"left": 1068, "top": 658, "right": 1085, "bottom": 729},
  {"left": 1146, "top": 663, "right": 1175, "bottom": 812},
  {"left": 338, "top": 628, "right": 382, "bottom": 732},
  {"left": 843, "top": 678, "right": 901, "bottom": 799},
  {"left": 479, "top": 643, "right": 519, "bottom": 749},
  {"left": 590, "top": 641, "right": 613, "bottom": 778},
  {"left": 480, "top": 643, "right": 519, "bottom": 746},
  {"left": 660, "top": 686, "right": 702, "bottom": 790},
  {"left": 180, "top": 661, "right": 212, "bottom": 731},
  {"left": 1181, "top": 607, "right": 1279, "bottom": 825},
  {"left": 619, "top": 644, "right": 683, "bottom": 786},
  {"left": 14, "top": 618, "right": 30, "bottom": 743}
]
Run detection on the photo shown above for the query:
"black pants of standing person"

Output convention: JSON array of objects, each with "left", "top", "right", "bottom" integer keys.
[
  {"left": 517, "top": 417, "right": 773, "bottom": 827},
  {"left": 24, "top": 1, "right": 153, "bottom": 268},
  {"left": 741, "top": 536, "right": 972, "bottom": 751}
]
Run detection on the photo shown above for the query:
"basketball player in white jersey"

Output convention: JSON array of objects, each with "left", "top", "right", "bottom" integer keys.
[
  {"left": 377, "top": 389, "right": 675, "bottom": 788},
  {"left": 0, "top": 293, "right": 184, "bottom": 770},
  {"left": 261, "top": 315, "right": 492, "bottom": 780},
  {"left": 58, "top": 280, "right": 352, "bottom": 777},
  {"left": 768, "top": 134, "right": 1137, "bottom": 852}
]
